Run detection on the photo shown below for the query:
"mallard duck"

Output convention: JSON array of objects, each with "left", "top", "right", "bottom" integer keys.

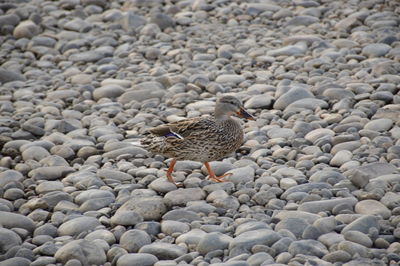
[{"left": 141, "top": 95, "right": 255, "bottom": 186}]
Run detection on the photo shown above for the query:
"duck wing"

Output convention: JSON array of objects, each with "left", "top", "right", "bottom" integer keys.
[{"left": 149, "top": 117, "right": 214, "bottom": 139}]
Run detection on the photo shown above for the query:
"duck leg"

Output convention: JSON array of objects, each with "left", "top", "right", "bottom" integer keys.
[
  {"left": 204, "top": 162, "right": 231, "bottom": 182},
  {"left": 165, "top": 159, "right": 183, "bottom": 187},
  {"left": 165, "top": 158, "right": 177, "bottom": 183}
]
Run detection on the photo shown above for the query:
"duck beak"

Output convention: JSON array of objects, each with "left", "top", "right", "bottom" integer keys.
[{"left": 236, "top": 107, "right": 255, "bottom": 120}]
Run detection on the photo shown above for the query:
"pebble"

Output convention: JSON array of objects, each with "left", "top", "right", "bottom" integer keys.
[
  {"left": 0, "top": 228, "right": 22, "bottom": 254},
  {"left": 116, "top": 197, "right": 167, "bottom": 221},
  {"left": 330, "top": 150, "right": 353, "bottom": 166},
  {"left": 13, "top": 20, "right": 40, "bottom": 39},
  {"left": 298, "top": 197, "right": 358, "bottom": 214},
  {"left": 225, "top": 166, "right": 255, "bottom": 184},
  {"left": 0, "top": 0, "right": 398, "bottom": 265},
  {"left": 57, "top": 216, "right": 101, "bottom": 237},
  {"left": 229, "top": 229, "right": 280, "bottom": 257},
  {"left": 117, "top": 254, "right": 158, "bottom": 266},
  {"left": 163, "top": 188, "right": 206, "bottom": 207},
  {"left": 354, "top": 200, "right": 391, "bottom": 219},
  {"left": 348, "top": 162, "right": 397, "bottom": 188},
  {"left": 362, "top": 43, "right": 392, "bottom": 57},
  {"left": 343, "top": 230, "right": 373, "bottom": 248},
  {"left": 110, "top": 211, "right": 144, "bottom": 226},
  {"left": 120, "top": 229, "right": 151, "bottom": 253},
  {"left": 274, "top": 87, "right": 314, "bottom": 110},
  {"left": 288, "top": 239, "right": 328, "bottom": 258},
  {"left": 275, "top": 218, "right": 309, "bottom": 239},
  {"left": 363, "top": 118, "right": 393, "bottom": 132},
  {"left": 341, "top": 215, "right": 379, "bottom": 234},
  {"left": 176, "top": 229, "right": 207, "bottom": 246},
  {"left": 215, "top": 74, "right": 245, "bottom": 84},
  {"left": 54, "top": 239, "right": 106, "bottom": 265},
  {"left": 0, "top": 211, "right": 36, "bottom": 232},
  {"left": 138, "top": 242, "right": 187, "bottom": 260}
]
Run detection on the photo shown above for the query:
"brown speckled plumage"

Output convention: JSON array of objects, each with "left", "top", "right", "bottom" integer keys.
[
  {"left": 140, "top": 95, "right": 254, "bottom": 186},
  {"left": 142, "top": 116, "right": 243, "bottom": 162}
]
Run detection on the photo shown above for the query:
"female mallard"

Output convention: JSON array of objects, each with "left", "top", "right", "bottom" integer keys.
[{"left": 141, "top": 95, "right": 254, "bottom": 186}]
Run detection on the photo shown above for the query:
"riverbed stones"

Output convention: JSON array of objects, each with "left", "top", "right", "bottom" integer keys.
[{"left": 0, "top": 0, "right": 398, "bottom": 265}]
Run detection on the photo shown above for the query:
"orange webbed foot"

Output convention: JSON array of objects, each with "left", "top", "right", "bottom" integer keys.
[{"left": 208, "top": 172, "right": 232, "bottom": 183}]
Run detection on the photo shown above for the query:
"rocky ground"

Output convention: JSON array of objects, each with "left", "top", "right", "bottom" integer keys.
[{"left": 0, "top": 0, "right": 400, "bottom": 265}]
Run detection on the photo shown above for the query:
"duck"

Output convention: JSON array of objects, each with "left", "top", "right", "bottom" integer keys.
[{"left": 140, "top": 95, "right": 255, "bottom": 186}]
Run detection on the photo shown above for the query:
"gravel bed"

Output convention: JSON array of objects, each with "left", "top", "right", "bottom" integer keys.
[{"left": 0, "top": 0, "right": 400, "bottom": 265}]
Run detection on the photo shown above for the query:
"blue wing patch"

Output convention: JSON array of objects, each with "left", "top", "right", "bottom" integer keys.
[{"left": 164, "top": 130, "right": 184, "bottom": 139}]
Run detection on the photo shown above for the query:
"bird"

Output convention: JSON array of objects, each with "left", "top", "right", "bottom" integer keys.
[{"left": 140, "top": 95, "right": 255, "bottom": 186}]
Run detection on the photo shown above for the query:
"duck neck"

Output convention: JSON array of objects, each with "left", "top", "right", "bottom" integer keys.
[{"left": 215, "top": 113, "right": 232, "bottom": 123}]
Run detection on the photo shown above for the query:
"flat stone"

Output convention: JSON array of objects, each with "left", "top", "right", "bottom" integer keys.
[
  {"left": 93, "top": 85, "right": 125, "bottom": 101},
  {"left": 85, "top": 229, "right": 116, "bottom": 245},
  {"left": 164, "top": 188, "right": 206, "bottom": 207},
  {"left": 309, "top": 170, "right": 346, "bottom": 183},
  {"left": 281, "top": 183, "right": 332, "bottom": 200},
  {"left": 0, "top": 68, "right": 26, "bottom": 83},
  {"left": 337, "top": 240, "right": 368, "bottom": 257},
  {"left": 341, "top": 215, "right": 380, "bottom": 234},
  {"left": 288, "top": 240, "right": 328, "bottom": 258},
  {"left": 354, "top": 200, "right": 391, "bottom": 219},
  {"left": 117, "top": 197, "right": 167, "bottom": 221},
  {"left": 54, "top": 239, "right": 106, "bottom": 265},
  {"left": 235, "top": 221, "right": 271, "bottom": 236},
  {"left": 176, "top": 229, "right": 207, "bottom": 246},
  {"left": 229, "top": 229, "right": 280, "bottom": 257},
  {"left": 162, "top": 209, "right": 201, "bottom": 222},
  {"left": 362, "top": 43, "right": 392, "bottom": 57},
  {"left": 343, "top": 230, "right": 373, "bottom": 248},
  {"left": 305, "top": 128, "right": 335, "bottom": 143},
  {"left": 69, "top": 51, "right": 104, "bottom": 63},
  {"left": 267, "top": 44, "right": 307, "bottom": 57},
  {"left": 267, "top": 128, "right": 295, "bottom": 139},
  {"left": 247, "top": 252, "right": 274, "bottom": 266},
  {"left": 0, "top": 211, "right": 36, "bottom": 232},
  {"left": 149, "top": 178, "right": 177, "bottom": 194},
  {"left": 139, "top": 242, "right": 187, "bottom": 260},
  {"left": 271, "top": 237, "right": 294, "bottom": 254},
  {"left": 13, "top": 20, "right": 40, "bottom": 39},
  {"left": 273, "top": 210, "right": 320, "bottom": 224},
  {"left": 318, "top": 232, "right": 345, "bottom": 248},
  {"left": 97, "top": 169, "right": 133, "bottom": 182},
  {"left": 0, "top": 228, "right": 22, "bottom": 254},
  {"left": 161, "top": 220, "right": 190, "bottom": 235},
  {"left": 57, "top": 216, "right": 100, "bottom": 237},
  {"left": 117, "top": 254, "right": 158, "bottom": 266},
  {"left": 348, "top": 162, "right": 397, "bottom": 188},
  {"left": 244, "top": 95, "right": 273, "bottom": 109},
  {"left": 75, "top": 189, "right": 115, "bottom": 204},
  {"left": 0, "top": 170, "right": 24, "bottom": 187},
  {"left": 197, "top": 232, "right": 233, "bottom": 255},
  {"left": 118, "top": 88, "right": 166, "bottom": 104},
  {"left": 298, "top": 197, "right": 358, "bottom": 214},
  {"left": 331, "top": 141, "right": 361, "bottom": 155},
  {"left": 330, "top": 150, "right": 353, "bottom": 167},
  {"left": 120, "top": 229, "right": 151, "bottom": 253},
  {"left": 285, "top": 98, "right": 328, "bottom": 112},
  {"left": 215, "top": 74, "right": 245, "bottom": 84},
  {"left": 224, "top": 166, "right": 255, "bottom": 184},
  {"left": 0, "top": 257, "right": 31, "bottom": 266},
  {"left": 275, "top": 217, "right": 309, "bottom": 239},
  {"left": 287, "top": 15, "right": 319, "bottom": 26},
  {"left": 364, "top": 118, "right": 394, "bottom": 132},
  {"left": 322, "top": 250, "right": 352, "bottom": 263},
  {"left": 110, "top": 211, "right": 144, "bottom": 226}
]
